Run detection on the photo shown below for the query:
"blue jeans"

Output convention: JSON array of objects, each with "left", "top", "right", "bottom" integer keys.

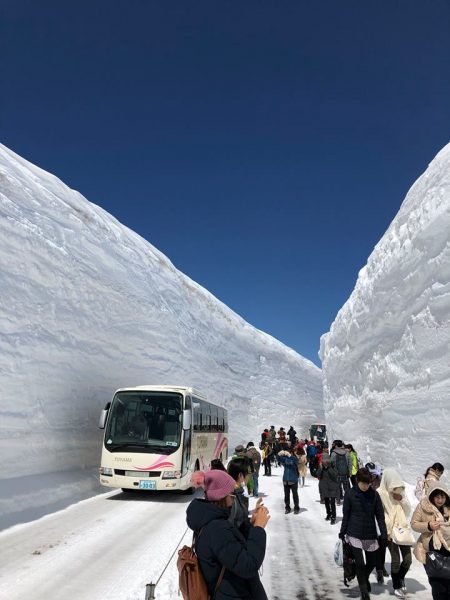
[{"left": 252, "top": 472, "right": 259, "bottom": 496}]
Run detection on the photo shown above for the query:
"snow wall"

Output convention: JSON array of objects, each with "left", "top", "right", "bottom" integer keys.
[
  {"left": 320, "top": 143, "right": 450, "bottom": 483},
  {"left": 0, "top": 144, "right": 322, "bottom": 527}
]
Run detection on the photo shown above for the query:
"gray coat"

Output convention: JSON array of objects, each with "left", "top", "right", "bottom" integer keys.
[{"left": 317, "top": 464, "right": 339, "bottom": 498}]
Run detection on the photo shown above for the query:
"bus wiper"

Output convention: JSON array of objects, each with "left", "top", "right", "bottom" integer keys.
[{"left": 109, "top": 442, "right": 149, "bottom": 451}]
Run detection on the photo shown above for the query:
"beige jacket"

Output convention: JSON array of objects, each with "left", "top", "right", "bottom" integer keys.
[
  {"left": 410, "top": 480, "right": 450, "bottom": 564},
  {"left": 297, "top": 454, "right": 307, "bottom": 477}
]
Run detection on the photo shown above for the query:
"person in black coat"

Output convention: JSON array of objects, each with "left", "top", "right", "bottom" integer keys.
[
  {"left": 339, "top": 467, "right": 387, "bottom": 600},
  {"left": 316, "top": 454, "right": 339, "bottom": 524},
  {"left": 187, "top": 469, "right": 270, "bottom": 600}
]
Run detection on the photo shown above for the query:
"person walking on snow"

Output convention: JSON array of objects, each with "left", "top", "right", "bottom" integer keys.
[
  {"left": 423, "top": 463, "right": 445, "bottom": 497},
  {"left": 246, "top": 441, "right": 262, "bottom": 498},
  {"left": 278, "top": 444, "right": 300, "bottom": 515},
  {"left": 287, "top": 425, "right": 297, "bottom": 447},
  {"left": 316, "top": 453, "right": 339, "bottom": 524},
  {"left": 378, "top": 468, "right": 413, "bottom": 598},
  {"left": 331, "top": 440, "right": 351, "bottom": 504},
  {"left": 261, "top": 441, "right": 272, "bottom": 477},
  {"left": 294, "top": 445, "right": 307, "bottom": 487},
  {"left": 346, "top": 444, "right": 359, "bottom": 487},
  {"left": 339, "top": 467, "right": 387, "bottom": 600},
  {"left": 411, "top": 480, "right": 450, "bottom": 600}
]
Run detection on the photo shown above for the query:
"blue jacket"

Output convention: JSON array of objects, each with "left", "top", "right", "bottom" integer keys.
[
  {"left": 186, "top": 498, "right": 267, "bottom": 600},
  {"left": 278, "top": 453, "right": 299, "bottom": 484}
]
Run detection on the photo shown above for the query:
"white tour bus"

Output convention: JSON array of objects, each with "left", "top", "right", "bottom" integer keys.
[{"left": 99, "top": 385, "right": 228, "bottom": 492}]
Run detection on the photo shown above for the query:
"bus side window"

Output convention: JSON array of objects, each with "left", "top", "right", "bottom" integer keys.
[{"left": 210, "top": 405, "right": 218, "bottom": 431}]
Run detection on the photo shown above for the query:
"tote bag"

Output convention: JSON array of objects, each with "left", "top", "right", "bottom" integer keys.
[{"left": 391, "top": 524, "right": 415, "bottom": 546}]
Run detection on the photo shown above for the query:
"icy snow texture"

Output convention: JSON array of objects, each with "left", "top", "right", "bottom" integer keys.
[
  {"left": 320, "top": 143, "right": 450, "bottom": 482},
  {"left": 0, "top": 144, "right": 322, "bottom": 526}
]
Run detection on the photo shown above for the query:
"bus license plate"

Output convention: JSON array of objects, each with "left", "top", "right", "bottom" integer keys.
[{"left": 139, "top": 480, "right": 156, "bottom": 490}]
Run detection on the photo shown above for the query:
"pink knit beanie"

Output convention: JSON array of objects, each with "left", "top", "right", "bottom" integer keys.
[{"left": 191, "top": 469, "right": 236, "bottom": 501}]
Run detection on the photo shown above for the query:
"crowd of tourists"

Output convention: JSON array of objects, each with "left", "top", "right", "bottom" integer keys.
[{"left": 183, "top": 427, "right": 449, "bottom": 600}]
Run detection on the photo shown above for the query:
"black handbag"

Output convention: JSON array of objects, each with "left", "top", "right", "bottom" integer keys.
[{"left": 425, "top": 551, "right": 450, "bottom": 580}]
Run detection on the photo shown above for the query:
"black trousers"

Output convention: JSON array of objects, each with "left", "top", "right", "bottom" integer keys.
[
  {"left": 324, "top": 497, "right": 336, "bottom": 519},
  {"left": 376, "top": 536, "right": 386, "bottom": 571},
  {"left": 263, "top": 457, "right": 271, "bottom": 475},
  {"left": 283, "top": 482, "right": 299, "bottom": 510},
  {"left": 428, "top": 576, "right": 450, "bottom": 600},
  {"left": 351, "top": 546, "right": 377, "bottom": 594}
]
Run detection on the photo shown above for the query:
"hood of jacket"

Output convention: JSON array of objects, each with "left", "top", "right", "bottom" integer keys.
[
  {"left": 186, "top": 498, "right": 230, "bottom": 532},
  {"left": 378, "top": 468, "right": 411, "bottom": 530},
  {"left": 333, "top": 447, "right": 347, "bottom": 457}
]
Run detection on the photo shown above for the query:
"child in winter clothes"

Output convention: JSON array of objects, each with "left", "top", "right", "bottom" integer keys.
[
  {"left": 316, "top": 454, "right": 339, "bottom": 524},
  {"left": 378, "top": 468, "right": 413, "bottom": 598}
]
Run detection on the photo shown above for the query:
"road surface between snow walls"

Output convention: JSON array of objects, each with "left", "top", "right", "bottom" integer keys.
[{"left": 0, "top": 468, "right": 430, "bottom": 600}]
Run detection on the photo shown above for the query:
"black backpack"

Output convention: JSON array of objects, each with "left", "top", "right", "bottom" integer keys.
[{"left": 342, "top": 541, "right": 356, "bottom": 587}]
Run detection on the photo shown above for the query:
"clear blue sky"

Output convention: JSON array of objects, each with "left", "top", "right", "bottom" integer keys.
[{"left": 2, "top": 1, "right": 450, "bottom": 366}]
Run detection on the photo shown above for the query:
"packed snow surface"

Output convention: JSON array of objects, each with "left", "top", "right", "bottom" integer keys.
[
  {"left": 0, "top": 467, "right": 431, "bottom": 600},
  {"left": 320, "top": 143, "right": 450, "bottom": 482},
  {"left": 0, "top": 143, "right": 322, "bottom": 528}
]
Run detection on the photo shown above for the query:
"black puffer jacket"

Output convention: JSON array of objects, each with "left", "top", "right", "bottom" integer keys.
[
  {"left": 186, "top": 498, "right": 267, "bottom": 600},
  {"left": 340, "top": 485, "right": 387, "bottom": 540}
]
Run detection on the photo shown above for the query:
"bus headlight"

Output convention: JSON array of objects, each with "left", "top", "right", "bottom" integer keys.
[
  {"left": 161, "top": 470, "right": 181, "bottom": 479},
  {"left": 99, "top": 467, "right": 113, "bottom": 476}
]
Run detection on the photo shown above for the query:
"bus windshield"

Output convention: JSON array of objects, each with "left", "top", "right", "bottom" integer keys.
[
  {"left": 310, "top": 423, "right": 327, "bottom": 440},
  {"left": 104, "top": 391, "right": 183, "bottom": 453}
]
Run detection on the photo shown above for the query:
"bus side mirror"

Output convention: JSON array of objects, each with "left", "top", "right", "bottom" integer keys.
[
  {"left": 182, "top": 409, "right": 191, "bottom": 431},
  {"left": 98, "top": 402, "right": 111, "bottom": 429}
]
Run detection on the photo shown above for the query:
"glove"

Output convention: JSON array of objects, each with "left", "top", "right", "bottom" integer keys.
[
  {"left": 379, "top": 536, "right": 388, "bottom": 548},
  {"left": 339, "top": 532, "right": 345, "bottom": 540}
]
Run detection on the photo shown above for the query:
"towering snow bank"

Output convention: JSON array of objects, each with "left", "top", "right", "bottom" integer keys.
[
  {"left": 320, "top": 144, "right": 450, "bottom": 482},
  {"left": 0, "top": 144, "right": 322, "bottom": 525}
]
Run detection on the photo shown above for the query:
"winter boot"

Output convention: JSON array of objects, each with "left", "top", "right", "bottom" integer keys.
[
  {"left": 285, "top": 507, "right": 291, "bottom": 514},
  {"left": 330, "top": 518, "right": 336, "bottom": 525}
]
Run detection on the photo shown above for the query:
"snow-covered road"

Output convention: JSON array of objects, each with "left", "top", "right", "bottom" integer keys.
[{"left": 0, "top": 468, "right": 431, "bottom": 600}]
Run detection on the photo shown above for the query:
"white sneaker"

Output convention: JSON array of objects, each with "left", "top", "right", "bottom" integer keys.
[{"left": 394, "top": 590, "right": 405, "bottom": 598}]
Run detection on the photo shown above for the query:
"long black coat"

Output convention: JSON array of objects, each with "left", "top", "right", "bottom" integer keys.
[
  {"left": 186, "top": 498, "right": 267, "bottom": 600},
  {"left": 316, "top": 465, "right": 339, "bottom": 498},
  {"left": 340, "top": 485, "right": 387, "bottom": 540}
]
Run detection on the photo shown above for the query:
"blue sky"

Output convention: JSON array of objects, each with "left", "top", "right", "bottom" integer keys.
[{"left": 2, "top": 1, "right": 450, "bottom": 366}]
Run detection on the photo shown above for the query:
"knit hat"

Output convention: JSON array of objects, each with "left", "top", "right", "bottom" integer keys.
[
  {"left": 191, "top": 470, "right": 236, "bottom": 501},
  {"left": 234, "top": 444, "right": 245, "bottom": 453}
]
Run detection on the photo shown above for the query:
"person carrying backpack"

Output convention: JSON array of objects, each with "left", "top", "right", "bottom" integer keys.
[
  {"left": 331, "top": 440, "right": 351, "bottom": 504},
  {"left": 246, "top": 442, "right": 262, "bottom": 498},
  {"left": 187, "top": 469, "right": 270, "bottom": 600}
]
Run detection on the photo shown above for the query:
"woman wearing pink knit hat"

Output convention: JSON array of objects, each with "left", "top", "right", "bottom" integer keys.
[{"left": 187, "top": 469, "right": 270, "bottom": 599}]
